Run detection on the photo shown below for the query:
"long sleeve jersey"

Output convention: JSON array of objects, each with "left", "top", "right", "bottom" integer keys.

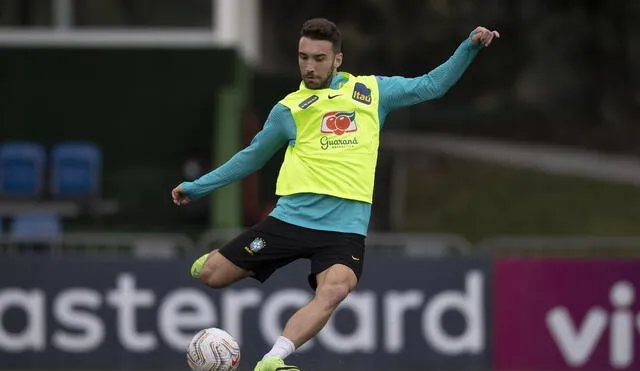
[{"left": 182, "top": 35, "right": 482, "bottom": 236}]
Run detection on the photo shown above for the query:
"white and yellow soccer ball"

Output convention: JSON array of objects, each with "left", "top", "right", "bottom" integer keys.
[{"left": 186, "top": 328, "right": 241, "bottom": 371}]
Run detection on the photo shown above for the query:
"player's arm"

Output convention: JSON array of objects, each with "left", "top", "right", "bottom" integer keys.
[
  {"left": 377, "top": 26, "right": 500, "bottom": 119},
  {"left": 172, "top": 104, "right": 293, "bottom": 204}
]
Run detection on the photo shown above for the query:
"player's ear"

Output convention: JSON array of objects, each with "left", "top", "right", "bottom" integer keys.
[{"left": 334, "top": 52, "right": 343, "bottom": 70}]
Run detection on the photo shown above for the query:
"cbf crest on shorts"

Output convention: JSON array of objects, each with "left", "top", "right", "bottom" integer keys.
[{"left": 244, "top": 237, "right": 266, "bottom": 255}]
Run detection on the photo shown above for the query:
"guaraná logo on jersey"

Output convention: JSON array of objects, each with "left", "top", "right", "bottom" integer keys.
[
  {"left": 320, "top": 111, "right": 357, "bottom": 136},
  {"left": 319, "top": 111, "right": 359, "bottom": 150}
]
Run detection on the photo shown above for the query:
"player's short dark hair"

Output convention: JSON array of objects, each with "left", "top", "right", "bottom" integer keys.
[{"left": 300, "top": 18, "right": 342, "bottom": 53}]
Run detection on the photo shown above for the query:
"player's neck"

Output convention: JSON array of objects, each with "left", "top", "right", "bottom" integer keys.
[{"left": 321, "top": 73, "right": 336, "bottom": 89}]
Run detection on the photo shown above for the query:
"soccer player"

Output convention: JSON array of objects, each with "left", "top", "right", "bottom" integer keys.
[{"left": 172, "top": 18, "right": 499, "bottom": 371}]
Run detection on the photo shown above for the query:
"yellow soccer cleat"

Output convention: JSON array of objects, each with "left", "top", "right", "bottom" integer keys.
[
  {"left": 190, "top": 253, "right": 209, "bottom": 279},
  {"left": 254, "top": 356, "right": 300, "bottom": 371}
]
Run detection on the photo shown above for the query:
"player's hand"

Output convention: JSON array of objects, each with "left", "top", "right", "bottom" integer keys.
[
  {"left": 471, "top": 26, "right": 500, "bottom": 47},
  {"left": 171, "top": 184, "right": 191, "bottom": 206}
]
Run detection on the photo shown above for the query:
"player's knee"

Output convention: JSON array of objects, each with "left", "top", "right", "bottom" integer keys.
[
  {"left": 199, "top": 264, "right": 231, "bottom": 289},
  {"left": 316, "top": 282, "right": 350, "bottom": 309}
]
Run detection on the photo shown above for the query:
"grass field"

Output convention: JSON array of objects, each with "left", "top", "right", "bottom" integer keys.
[{"left": 403, "top": 156, "right": 640, "bottom": 243}]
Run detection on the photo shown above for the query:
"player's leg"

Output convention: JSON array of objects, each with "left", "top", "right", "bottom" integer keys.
[
  {"left": 191, "top": 217, "right": 303, "bottom": 289},
  {"left": 285, "top": 263, "right": 357, "bottom": 345},
  {"left": 194, "top": 250, "right": 253, "bottom": 288},
  {"left": 256, "top": 232, "right": 364, "bottom": 371},
  {"left": 256, "top": 264, "right": 357, "bottom": 371},
  {"left": 282, "top": 233, "right": 363, "bottom": 348}
]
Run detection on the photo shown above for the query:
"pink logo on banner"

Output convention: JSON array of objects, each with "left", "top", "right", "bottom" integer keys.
[{"left": 494, "top": 259, "right": 640, "bottom": 371}]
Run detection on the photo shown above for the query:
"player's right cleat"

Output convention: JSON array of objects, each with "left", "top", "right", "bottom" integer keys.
[
  {"left": 190, "top": 253, "right": 209, "bottom": 279},
  {"left": 254, "top": 356, "right": 301, "bottom": 371}
]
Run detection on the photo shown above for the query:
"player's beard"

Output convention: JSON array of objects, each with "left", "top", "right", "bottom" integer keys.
[
  {"left": 318, "top": 72, "right": 334, "bottom": 89},
  {"left": 303, "top": 64, "right": 335, "bottom": 89},
  {"left": 304, "top": 72, "right": 333, "bottom": 89}
]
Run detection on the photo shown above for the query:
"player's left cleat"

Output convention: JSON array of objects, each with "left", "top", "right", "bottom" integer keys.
[
  {"left": 190, "top": 253, "right": 209, "bottom": 279},
  {"left": 254, "top": 356, "right": 301, "bottom": 371}
]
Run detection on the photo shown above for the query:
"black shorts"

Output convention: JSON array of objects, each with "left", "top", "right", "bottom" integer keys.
[{"left": 218, "top": 217, "right": 365, "bottom": 290}]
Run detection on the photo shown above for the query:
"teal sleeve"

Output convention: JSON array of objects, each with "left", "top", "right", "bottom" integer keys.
[
  {"left": 180, "top": 104, "right": 294, "bottom": 200},
  {"left": 377, "top": 34, "right": 483, "bottom": 124}
]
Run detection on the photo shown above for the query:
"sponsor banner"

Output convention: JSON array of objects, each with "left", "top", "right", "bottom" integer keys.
[
  {"left": 0, "top": 256, "right": 491, "bottom": 371},
  {"left": 494, "top": 259, "right": 640, "bottom": 371}
]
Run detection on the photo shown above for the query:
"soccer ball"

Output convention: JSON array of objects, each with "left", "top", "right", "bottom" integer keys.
[{"left": 186, "top": 328, "right": 241, "bottom": 371}]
